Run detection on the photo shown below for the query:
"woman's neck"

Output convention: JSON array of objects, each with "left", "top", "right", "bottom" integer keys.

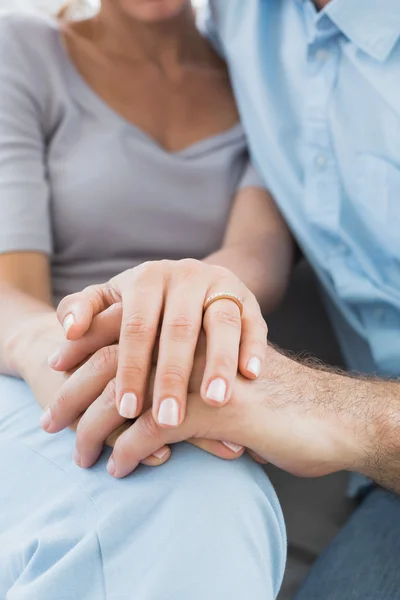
[
  {"left": 86, "top": 2, "right": 204, "bottom": 70},
  {"left": 313, "top": 0, "right": 331, "bottom": 9}
]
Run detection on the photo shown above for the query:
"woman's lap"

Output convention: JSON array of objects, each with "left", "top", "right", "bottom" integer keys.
[{"left": 0, "top": 375, "right": 286, "bottom": 600}]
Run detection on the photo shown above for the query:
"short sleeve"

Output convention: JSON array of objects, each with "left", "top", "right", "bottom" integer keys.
[
  {"left": 238, "top": 159, "right": 266, "bottom": 191},
  {"left": 0, "top": 16, "right": 52, "bottom": 255}
]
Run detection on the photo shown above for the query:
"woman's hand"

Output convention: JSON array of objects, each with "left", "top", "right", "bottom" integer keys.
[{"left": 51, "top": 259, "right": 268, "bottom": 428}]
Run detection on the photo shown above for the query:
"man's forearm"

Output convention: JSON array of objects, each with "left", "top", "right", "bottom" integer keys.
[
  {"left": 296, "top": 356, "right": 400, "bottom": 493},
  {"left": 336, "top": 372, "right": 400, "bottom": 493}
]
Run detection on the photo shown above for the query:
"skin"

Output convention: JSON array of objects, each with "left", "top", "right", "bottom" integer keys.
[
  {"left": 28, "top": 305, "right": 400, "bottom": 494},
  {"left": 0, "top": 0, "right": 293, "bottom": 461}
]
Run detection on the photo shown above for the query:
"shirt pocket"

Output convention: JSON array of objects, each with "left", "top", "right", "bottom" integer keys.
[{"left": 355, "top": 153, "right": 400, "bottom": 257}]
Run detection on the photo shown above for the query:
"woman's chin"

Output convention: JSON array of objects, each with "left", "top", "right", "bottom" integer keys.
[{"left": 122, "top": 0, "right": 189, "bottom": 23}]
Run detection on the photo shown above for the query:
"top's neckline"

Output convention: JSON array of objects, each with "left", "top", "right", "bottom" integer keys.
[{"left": 53, "top": 19, "right": 243, "bottom": 158}]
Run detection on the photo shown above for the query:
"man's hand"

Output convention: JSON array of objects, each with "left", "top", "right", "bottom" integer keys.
[{"left": 104, "top": 346, "right": 398, "bottom": 488}]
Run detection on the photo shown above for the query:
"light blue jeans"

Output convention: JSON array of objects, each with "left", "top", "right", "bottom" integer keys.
[{"left": 0, "top": 375, "right": 286, "bottom": 600}]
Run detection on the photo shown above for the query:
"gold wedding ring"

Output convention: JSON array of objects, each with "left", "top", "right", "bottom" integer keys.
[{"left": 203, "top": 292, "right": 244, "bottom": 317}]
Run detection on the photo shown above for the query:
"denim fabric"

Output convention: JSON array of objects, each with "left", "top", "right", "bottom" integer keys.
[
  {"left": 295, "top": 487, "right": 400, "bottom": 599},
  {"left": 0, "top": 375, "right": 286, "bottom": 600}
]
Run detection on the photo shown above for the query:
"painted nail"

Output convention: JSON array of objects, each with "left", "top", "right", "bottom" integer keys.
[
  {"left": 73, "top": 449, "right": 81, "bottom": 466},
  {"left": 47, "top": 348, "right": 60, "bottom": 368},
  {"left": 157, "top": 398, "right": 179, "bottom": 426},
  {"left": 247, "top": 356, "right": 261, "bottom": 377},
  {"left": 153, "top": 447, "right": 169, "bottom": 460},
  {"left": 119, "top": 392, "right": 138, "bottom": 419},
  {"left": 222, "top": 441, "right": 243, "bottom": 453},
  {"left": 206, "top": 378, "right": 227, "bottom": 403},
  {"left": 40, "top": 406, "right": 52, "bottom": 430},
  {"left": 63, "top": 313, "right": 75, "bottom": 336},
  {"left": 107, "top": 456, "right": 116, "bottom": 476}
]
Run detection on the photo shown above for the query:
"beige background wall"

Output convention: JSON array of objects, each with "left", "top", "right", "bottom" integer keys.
[{"left": 0, "top": 0, "right": 206, "bottom": 14}]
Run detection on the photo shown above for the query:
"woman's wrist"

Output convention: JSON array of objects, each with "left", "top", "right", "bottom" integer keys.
[{"left": 5, "top": 310, "right": 61, "bottom": 377}]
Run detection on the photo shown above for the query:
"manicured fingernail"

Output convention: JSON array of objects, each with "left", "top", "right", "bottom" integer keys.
[
  {"left": 153, "top": 447, "right": 169, "bottom": 460},
  {"left": 119, "top": 392, "right": 138, "bottom": 419},
  {"left": 47, "top": 348, "right": 60, "bottom": 368},
  {"left": 222, "top": 441, "right": 243, "bottom": 453},
  {"left": 157, "top": 398, "right": 179, "bottom": 426},
  {"left": 206, "top": 378, "right": 226, "bottom": 403},
  {"left": 63, "top": 313, "right": 75, "bottom": 336},
  {"left": 247, "top": 356, "right": 261, "bottom": 377},
  {"left": 40, "top": 406, "right": 52, "bottom": 430},
  {"left": 107, "top": 456, "right": 116, "bottom": 476},
  {"left": 73, "top": 449, "right": 81, "bottom": 466}
]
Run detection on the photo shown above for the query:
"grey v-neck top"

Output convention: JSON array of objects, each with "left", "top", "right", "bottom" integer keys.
[{"left": 0, "top": 12, "right": 264, "bottom": 304}]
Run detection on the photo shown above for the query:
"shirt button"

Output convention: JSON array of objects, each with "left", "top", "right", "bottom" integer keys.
[
  {"left": 315, "top": 48, "right": 330, "bottom": 62},
  {"left": 315, "top": 154, "right": 328, "bottom": 169}
]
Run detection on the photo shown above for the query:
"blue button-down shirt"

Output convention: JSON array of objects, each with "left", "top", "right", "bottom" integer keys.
[{"left": 205, "top": 0, "right": 400, "bottom": 377}]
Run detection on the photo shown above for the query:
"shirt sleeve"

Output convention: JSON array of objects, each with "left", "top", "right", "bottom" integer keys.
[
  {"left": 237, "top": 158, "right": 266, "bottom": 191},
  {"left": 0, "top": 17, "right": 52, "bottom": 255}
]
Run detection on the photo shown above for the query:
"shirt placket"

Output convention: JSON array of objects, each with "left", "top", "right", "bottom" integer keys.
[{"left": 303, "top": 10, "right": 342, "bottom": 249}]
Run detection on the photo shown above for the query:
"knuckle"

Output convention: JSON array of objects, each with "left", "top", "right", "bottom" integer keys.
[
  {"left": 104, "top": 282, "right": 121, "bottom": 303},
  {"left": 136, "top": 414, "right": 160, "bottom": 440},
  {"left": 161, "top": 364, "right": 187, "bottom": 388},
  {"left": 166, "top": 314, "right": 197, "bottom": 341},
  {"left": 54, "top": 386, "right": 70, "bottom": 415},
  {"left": 176, "top": 258, "right": 202, "bottom": 280},
  {"left": 134, "top": 260, "right": 161, "bottom": 280},
  {"left": 102, "top": 378, "right": 117, "bottom": 409},
  {"left": 124, "top": 314, "right": 155, "bottom": 339},
  {"left": 213, "top": 353, "right": 237, "bottom": 374},
  {"left": 88, "top": 345, "right": 118, "bottom": 374},
  {"left": 209, "top": 308, "right": 242, "bottom": 329},
  {"left": 120, "top": 361, "right": 145, "bottom": 380},
  {"left": 84, "top": 284, "right": 105, "bottom": 310}
]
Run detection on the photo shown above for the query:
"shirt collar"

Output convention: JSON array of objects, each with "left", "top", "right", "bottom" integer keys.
[{"left": 324, "top": 0, "right": 400, "bottom": 62}]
